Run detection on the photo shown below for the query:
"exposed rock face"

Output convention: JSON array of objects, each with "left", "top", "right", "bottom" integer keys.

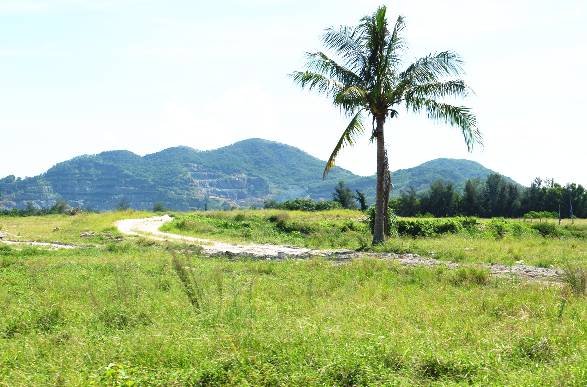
[{"left": 0, "top": 138, "right": 508, "bottom": 211}]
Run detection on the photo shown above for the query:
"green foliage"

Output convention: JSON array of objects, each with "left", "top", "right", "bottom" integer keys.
[
  {"left": 264, "top": 198, "right": 340, "bottom": 211},
  {"left": 416, "top": 356, "right": 477, "bottom": 381},
  {"left": 513, "top": 337, "right": 553, "bottom": 362},
  {"left": 447, "top": 267, "right": 490, "bottom": 286},
  {"left": 292, "top": 6, "right": 480, "bottom": 178},
  {"left": 354, "top": 190, "right": 368, "bottom": 211},
  {"left": 152, "top": 202, "right": 166, "bottom": 212},
  {"left": 530, "top": 222, "right": 561, "bottom": 238},
  {"left": 165, "top": 210, "right": 369, "bottom": 250},
  {"left": 524, "top": 211, "right": 558, "bottom": 219},
  {"left": 1, "top": 214, "right": 587, "bottom": 384},
  {"left": 332, "top": 181, "right": 356, "bottom": 209},
  {"left": 562, "top": 264, "right": 587, "bottom": 296}
]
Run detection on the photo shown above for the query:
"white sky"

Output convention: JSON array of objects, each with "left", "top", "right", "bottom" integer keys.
[{"left": 0, "top": 0, "right": 585, "bottom": 186}]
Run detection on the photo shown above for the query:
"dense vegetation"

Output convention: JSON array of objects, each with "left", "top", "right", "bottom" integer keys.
[
  {"left": 163, "top": 210, "right": 587, "bottom": 267},
  {"left": 393, "top": 174, "right": 587, "bottom": 219},
  {"left": 0, "top": 141, "right": 504, "bottom": 212},
  {"left": 1, "top": 212, "right": 586, "bottom": 385}
]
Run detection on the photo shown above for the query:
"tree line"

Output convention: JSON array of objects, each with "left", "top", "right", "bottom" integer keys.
[{"left": 392, "top": 174, "right": 587, "bottom": 218}]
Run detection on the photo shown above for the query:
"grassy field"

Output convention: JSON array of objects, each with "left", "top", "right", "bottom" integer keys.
[
  {"left": 162, "top": 210, "right": 587, "bottom": 267},
  {"left": 1, "top": 212, "right": 587, "bottom": 385},
  {"left": 1, "top": 242, "right": 586, "bottom": 385},
  {"left": 0, "top": 211, "right": 152, "bottom": 245}
]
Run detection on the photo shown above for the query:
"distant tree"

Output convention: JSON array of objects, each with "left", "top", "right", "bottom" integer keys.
[
  {"left": 117, "top": 198, "right": 130, "bottom": 211},
  {"left": 461, "top": 179, "right": 482, "bottom": 216},
  {"left": 153, "top": 202, "right": 166, "bottom": 212},
  {"left": 292, "top": 6, "right": 481, "bottom": 243},
  {"left": 354, "top": 190, "right": 368, "bottom": 211},
  {"left": 481, "top": 174, "right": 521, "bottom": 217},
  {"left": 50, "top": 199, "right": 69, "bottom": 214},
  {"left": 420, "top": 180, "right": 459, "bottom": 217},
  {"left": 333, "top": 181, "right": 357, "bottom": 209},
  {"left": 24, "top": 202, "right": 36, "bottom": 215},
  {"left": 396, "top": 187, "right": 420, "bottom": 216}
]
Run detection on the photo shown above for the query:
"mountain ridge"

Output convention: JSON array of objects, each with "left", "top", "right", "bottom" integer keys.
[{"left": 0, "top": 138, "right": 514, "bottom": 211}]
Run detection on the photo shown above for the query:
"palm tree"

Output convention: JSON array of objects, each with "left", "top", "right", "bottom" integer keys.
[{"left": 292, "top": 5, "right": 482, "bottom": 244}]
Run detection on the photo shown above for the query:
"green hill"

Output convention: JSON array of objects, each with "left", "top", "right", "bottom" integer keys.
[{"left": 0, "top": 139, "right": 513, "bottom": 210}]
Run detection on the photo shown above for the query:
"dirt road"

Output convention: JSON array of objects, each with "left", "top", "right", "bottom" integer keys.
[{"left": 115, "top": 215, "right": 563, "bottom": 281}]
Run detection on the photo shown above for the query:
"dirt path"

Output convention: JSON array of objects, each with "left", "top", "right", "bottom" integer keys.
[
  {"left": 116, "top": 215, "right": 563, "bottom": 281},
  {"left": 0, "top": 238, "right": 77, "bottom": 250}
]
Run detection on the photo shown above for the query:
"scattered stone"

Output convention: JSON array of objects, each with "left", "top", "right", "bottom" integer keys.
[
  {"left": 80, "top": 231, "right": 96, "bottom": 238},
  {"left": 116, "top": 215, "right": 565, "bottom": 282}
]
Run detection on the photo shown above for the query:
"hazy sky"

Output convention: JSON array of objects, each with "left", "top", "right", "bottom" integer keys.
[{"left": 0, "top": 0, "right": 585, "bottom": 186}]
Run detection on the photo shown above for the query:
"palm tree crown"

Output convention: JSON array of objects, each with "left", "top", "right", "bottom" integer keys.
[
  {"left": 292, "top": 6, "right": 482, "bottom": 177},
  {"left": 292, "top": 5, "right": 481, "bottom": 243}
]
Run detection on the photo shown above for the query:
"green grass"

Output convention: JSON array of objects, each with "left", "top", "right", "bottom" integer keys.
[
  {"left": 0, "top": 210, "right": 152, "bottom": 245},
  {"left": 162, "top": 209, "right": 371, "bottom": 250},
  {"left": 1, "top": 240, "right": 586, "bottom": 385},
  {"left": 1, "top": 212, "right": 587, "bottom": 385},
  {"left": 163, "top": 210, "right": 587, "bottom": 267}
]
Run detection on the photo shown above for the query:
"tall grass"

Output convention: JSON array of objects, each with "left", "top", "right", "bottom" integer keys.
[{"left": 1, "top": 238, "right": 587, "bottom": 385}]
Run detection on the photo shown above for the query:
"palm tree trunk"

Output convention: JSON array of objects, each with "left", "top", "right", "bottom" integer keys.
[{"left": 373, "top": 116, "right": 386, "bottom": 244}]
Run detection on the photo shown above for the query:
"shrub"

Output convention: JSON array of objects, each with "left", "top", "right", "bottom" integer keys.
[
  {"left": 233, "top": 213, "right": 246, "bottom": 222},
  {"left": 264, "top": 198, "right": 341, "bottom": 211},
  {"left": 395, "top": 219, "right": 465, "bottom": 238},
  {"left": 460, "top": 217, "right": 479, "bottom": 229},
  {"left": 433, "top": 218, "right": 463, "bottom": 234},
  {"left": 523, "top": 211, "right": 558, "bottom": 220},
  {"left": 396, "top": 219, "right": 436, "bottom": 237},
  {"left": 531, "top": 222, "right": 561, "bottom": 238},
  {"left": 152, "top": 202, "right": 166, "bottom": 212}
]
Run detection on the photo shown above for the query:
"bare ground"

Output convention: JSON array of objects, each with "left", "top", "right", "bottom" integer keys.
[{"left": 116, "top": 215, "right": 563, "bottom": 282}]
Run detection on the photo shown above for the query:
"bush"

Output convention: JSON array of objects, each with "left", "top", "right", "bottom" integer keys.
[
  {"left": 531, "top": 222, "right": 561, "bottom": 238},
  {"left": 523, "top": 211, "right": 558, "bottom": 220},
  {"left": 395, "top": 218, "right": 466, "bottom": 237},
  {"left": 396, "top": 219, "right": 437, "bottom": 237},
  {"left": 487, "top": 218, "right": 510, "bottom": 239},
  {"left": 264, "top": 198, "right": 340, "bottom": 211},
  {"left": 366, "top": 212, "right": 478, "bottom": 238},
  {"left": 152, "top": 202, "right": 166, "bottom": 212}
]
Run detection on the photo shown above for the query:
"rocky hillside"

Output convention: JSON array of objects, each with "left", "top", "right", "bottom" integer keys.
[{"left": 0, "top": 139, "right": 510, "bottom": 210}]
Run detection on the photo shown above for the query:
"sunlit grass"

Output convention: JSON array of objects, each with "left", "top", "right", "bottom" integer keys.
[
  {"left": 1, "top": 242, "right": 586, "bottom": 385},
  {"left": 0, "top": 210, "right": 152, "bottom": 244},
  {"left": 163, "top": 210, "right": 587, "bottom": 267}
]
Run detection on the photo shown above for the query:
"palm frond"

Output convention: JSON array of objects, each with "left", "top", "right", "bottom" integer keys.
[
  {"left": 305, "top": 51, "right": 362, "bottom": 86},
  {"left": 406, "top": 80, "right": 469, "bottom": 100},
  {"left": 406, "top": 97, "right": 482, "bottom": 151},
  {"left": 290, "top": 71, "right": 343, "bottom": 97},
  {"left": 400, "top": 51, "right": 463, "bottom": 84},
  {"left": 323, "top": 111, "right": 365, "bottom": 178},
  {"left": 322, "top": 26, "right": 365, "bottom": 71},
  {"left": 384, "top": 15, "right": 406, "bottom": 69},
  {"left": 334, "top": 85, "right": 369, "bottom": 114},
  {"left": 359, "top": 6, "right": 389, "bottom": 87}
]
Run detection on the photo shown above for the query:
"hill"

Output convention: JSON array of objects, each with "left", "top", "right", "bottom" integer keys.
[{"left": 0, "top": 139, "right": 512, "bottom": 210}]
